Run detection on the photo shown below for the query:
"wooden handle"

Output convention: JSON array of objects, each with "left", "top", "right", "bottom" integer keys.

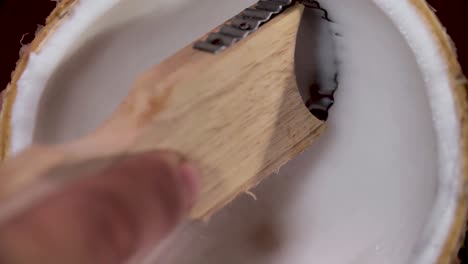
[{"left": 0, "top": 4, "right": 325, "bottom": 220}]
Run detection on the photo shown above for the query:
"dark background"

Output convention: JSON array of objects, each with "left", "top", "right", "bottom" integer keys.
[{"left": 0, "top": 0, "right": 467, "bottom": 261}]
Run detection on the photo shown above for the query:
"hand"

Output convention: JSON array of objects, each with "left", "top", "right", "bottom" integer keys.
[{"left": 0, "top": 151, "right": 200, "bottom": 264}]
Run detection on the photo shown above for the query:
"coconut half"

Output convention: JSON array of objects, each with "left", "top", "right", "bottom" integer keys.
[{"left": 0, "top": 0, "right": 467, "bottom": 263}]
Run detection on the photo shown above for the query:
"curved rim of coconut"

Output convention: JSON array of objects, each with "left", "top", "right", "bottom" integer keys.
[{"left": 0, "top": 0, "right": 467, "bottom": 262}]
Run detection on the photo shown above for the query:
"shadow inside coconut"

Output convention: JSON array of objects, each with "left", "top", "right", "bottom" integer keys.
[
  {"left": 34, "top": 29, "right": 124, "bottom": 144},
  {"left": 33, "top": 0, "right": 263, "bottom": 144},
  {"left": 30, "top": 0, "right": 440, "bottom": 263},
  {"left": 144, "top": 1, "right": 440, "bottom": 263}
]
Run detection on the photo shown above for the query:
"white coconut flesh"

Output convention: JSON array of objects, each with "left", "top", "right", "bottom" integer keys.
[{"left": 7, "top": 0, "right": 462, "bottom": 263}]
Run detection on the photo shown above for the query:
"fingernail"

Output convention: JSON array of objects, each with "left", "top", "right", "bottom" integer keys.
[{"left": 178, "top": 163, "right": 200, "bottom": 210}]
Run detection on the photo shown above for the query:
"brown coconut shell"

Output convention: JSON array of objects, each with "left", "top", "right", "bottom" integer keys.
[
  {"left": 0, "top": 0, "right": 466, "bottom": 262},
  {"left": 407, "top": 1, "right": 468, "bottom": 262}
]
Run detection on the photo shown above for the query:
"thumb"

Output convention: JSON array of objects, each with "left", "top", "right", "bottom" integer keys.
[{"left": 0, "top": 151, "right": 200, "bottom": 264}]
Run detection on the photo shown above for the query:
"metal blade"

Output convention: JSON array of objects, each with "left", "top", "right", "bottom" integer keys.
[{"left": 295, "top": 0, "right": 339, "bottom": 121}]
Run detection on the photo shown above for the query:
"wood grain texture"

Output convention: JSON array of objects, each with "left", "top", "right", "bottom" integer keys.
[
  {"left": 0, "top": 4, "right": 325, "bottom": 221},
  {"left": 129, "top": 5, "right": 324, "bottom": 218},
  {"left": 0, "top": 0, "right": 467, "bottom": 262}
]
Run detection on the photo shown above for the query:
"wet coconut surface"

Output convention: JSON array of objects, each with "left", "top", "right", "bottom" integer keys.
[{"left": 0, "top": 0, "right": 467, "bottom": 262}]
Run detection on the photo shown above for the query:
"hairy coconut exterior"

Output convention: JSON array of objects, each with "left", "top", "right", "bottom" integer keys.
[
  {"left": 0, "top": 0, "right": 78, "bottom": 160},
  {"left": 409, "top": 1, "right": 468, "bottom": 262},
  {"left": 0, "top": 0, "right": 466, "bottom": 262}
]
